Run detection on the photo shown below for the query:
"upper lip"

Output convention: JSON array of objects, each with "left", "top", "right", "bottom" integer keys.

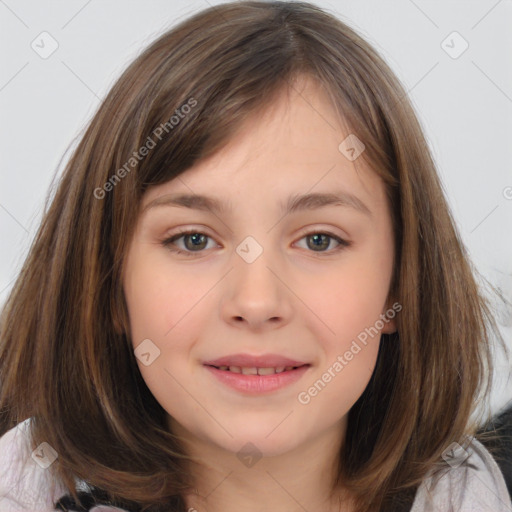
[{"left": 203, "top": 353, "right": 309, "bottom": 368}]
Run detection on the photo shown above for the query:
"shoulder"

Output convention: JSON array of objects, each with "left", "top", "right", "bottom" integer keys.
[
  {"left": 0, "top": 418, "right": 69, "bottom": 511},
  {"left": 410, "top": 437, "right": 512, "bottom": 512},
  {"left": 0, "top": 419, "right": 134, "bottom": 512}
]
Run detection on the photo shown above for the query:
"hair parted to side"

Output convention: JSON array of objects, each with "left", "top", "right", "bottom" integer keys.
[{"left": 0, "top": 2, "right": 507, "bottom": 511}]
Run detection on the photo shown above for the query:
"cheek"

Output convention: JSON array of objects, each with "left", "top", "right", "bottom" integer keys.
[
  {"left": 305, "top": 240, "right": 392, "bottom": 384},
  {"left": 123, "top": 253, "right": 210, "bottom": 415},
  {"left": 124, "top": 250, "right": 210, "bottom": 342},
  {"left": 315, "top": 258, "right": 391, "bottom": 339},
  {"left": 123, "top": 253, "right": 221, "bottom": 408},
  {"left": 301, "top": 266, "right": 384, "bottom": 414},
  {"left": 306, "top": 342, "right": 380, "bottom": 421}
]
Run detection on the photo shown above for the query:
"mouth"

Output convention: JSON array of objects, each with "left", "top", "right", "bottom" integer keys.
[
  {"left": 203, "top": 362, "right": 311, "bottom": 394},
  {"left": 204, "top": 364, "right": 309, "bottom": 375},
  {"left": 203, "top": 353, "right": 309, "bottom": 369}
]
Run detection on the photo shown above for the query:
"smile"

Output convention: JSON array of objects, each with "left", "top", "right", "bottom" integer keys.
[
  {"left": 209, "top": 365, "right": 305, "bottom": 375},
  {"left": 204, "top": 364, "right": 310, "bottom": 394}
]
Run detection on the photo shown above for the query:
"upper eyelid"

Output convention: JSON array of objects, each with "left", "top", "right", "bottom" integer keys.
[{"left": 165, "top": 226, "right": 347, "bottom": 241}]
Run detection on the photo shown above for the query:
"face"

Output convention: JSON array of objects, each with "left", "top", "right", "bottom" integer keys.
[{"left": 122, "top": 76, "right": 397, "bottom": 459}]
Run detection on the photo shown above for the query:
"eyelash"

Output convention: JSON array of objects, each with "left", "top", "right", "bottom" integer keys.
[{"left": 160, "top": 229, "right": 351, "bottom": 257}]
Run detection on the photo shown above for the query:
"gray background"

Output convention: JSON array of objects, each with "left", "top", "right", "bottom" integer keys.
[{"left": 1, "top": 0, "right": 511, "bottom": 418}]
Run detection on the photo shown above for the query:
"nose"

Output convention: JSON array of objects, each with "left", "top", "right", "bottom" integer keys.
[{"left": 220, "top": 246, "right": 293, "bottom": 331}]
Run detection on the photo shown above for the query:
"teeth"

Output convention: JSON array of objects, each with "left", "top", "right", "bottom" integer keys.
[
  {"left": 215, "top": 365, "right": 301, "bottom": 374},
  {"left": 257, "top": 367, "right": 276, "bottom": 376}
]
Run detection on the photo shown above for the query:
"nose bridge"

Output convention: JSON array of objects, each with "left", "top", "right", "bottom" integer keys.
[
  {"left": 233, "top": 233, "right": 280, "bottom": 291},
  {"left": 222, "top": 231, "right": 292, "bottom": 326}
]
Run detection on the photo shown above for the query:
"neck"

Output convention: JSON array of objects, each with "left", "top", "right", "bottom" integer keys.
[{"left": 171, "top": 419, "right": 355, "bottom": 512}]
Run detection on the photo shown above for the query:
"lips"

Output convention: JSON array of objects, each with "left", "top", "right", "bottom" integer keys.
[
  {"left": 204, "top": 357, "right": 311, "bottom": 394},
  {"left": 203, "top": 353, "right": 309, "bottom": 372},
  {"left": 212, "top": 365, "right": 300, "bottom": 375}
]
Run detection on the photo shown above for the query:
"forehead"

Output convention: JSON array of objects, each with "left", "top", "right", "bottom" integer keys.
[{"left": 142, "top": 76, "right": 386, "bottom": 213}]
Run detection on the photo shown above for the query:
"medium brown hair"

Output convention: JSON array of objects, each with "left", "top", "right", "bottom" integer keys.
[{"left": 0, "top": 2, "right": 508, "bottom": 511}]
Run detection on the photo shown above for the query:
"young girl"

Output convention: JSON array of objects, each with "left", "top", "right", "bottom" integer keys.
[{"left": 0, "top": 2, "right": 510, "bottom": 511}]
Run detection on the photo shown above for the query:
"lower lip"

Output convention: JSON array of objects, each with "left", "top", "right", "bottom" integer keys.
[{"left": 204, "top": 365, "right": 310, "bottom": 394}]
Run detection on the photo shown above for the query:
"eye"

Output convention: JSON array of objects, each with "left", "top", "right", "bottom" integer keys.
[
  {"left": 161, "top": 230, "right": 217, "bottom": 256},
  {"left": 294, "top": 231, "right": 350, "bottom": 253},
  {"left": 161, "top": 230, "right": 351, "bottom": 257}
]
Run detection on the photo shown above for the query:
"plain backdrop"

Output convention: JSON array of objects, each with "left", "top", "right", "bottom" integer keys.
[{"left": 1, "top": 0, "right": 511, "bottom": 418}]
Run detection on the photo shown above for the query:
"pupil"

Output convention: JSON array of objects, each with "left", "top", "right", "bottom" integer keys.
[
  {"left": 186, "top": 233, "right": 206, "bottom": 250},
  {"left": 309, "top": 234, "right": 328, "bottom": 250}
]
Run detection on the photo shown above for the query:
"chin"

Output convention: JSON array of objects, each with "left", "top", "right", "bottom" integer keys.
[
  {"left": 220, "top": 427, "right": 301, "bottom": 458},
  {"left": 170, "top": 414, "right": 305, "bottom": 459}
]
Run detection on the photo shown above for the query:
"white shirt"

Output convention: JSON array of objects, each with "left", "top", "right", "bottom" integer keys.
[{"left": 1, "top": 419, "right": 511, "bottom": 511}]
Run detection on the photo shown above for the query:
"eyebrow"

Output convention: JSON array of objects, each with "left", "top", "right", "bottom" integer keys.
[{"left": 143, "top": 190, "right": 372, "bottom": 217}]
